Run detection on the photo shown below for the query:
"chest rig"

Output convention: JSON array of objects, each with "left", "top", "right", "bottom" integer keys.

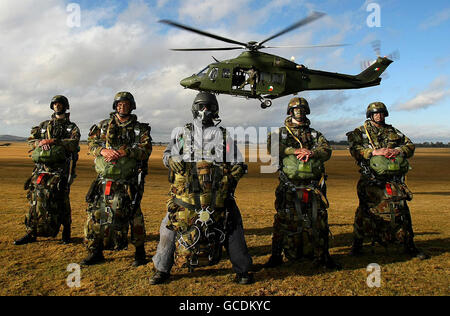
[{"left": 168, "top": 124, "right": 232, "bottom": 271}]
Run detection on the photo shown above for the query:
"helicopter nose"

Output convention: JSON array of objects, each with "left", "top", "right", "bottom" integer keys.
[{"left": 180, "top": 77, "right": 201, "bottom": 89}]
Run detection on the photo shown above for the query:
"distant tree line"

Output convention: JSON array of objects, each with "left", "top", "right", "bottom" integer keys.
[
  {"left": 327, "top": 140, "right": 450, "bottom": 148},
  {"left": 414, "top": 142, "right": 450, "bottom": 148}
]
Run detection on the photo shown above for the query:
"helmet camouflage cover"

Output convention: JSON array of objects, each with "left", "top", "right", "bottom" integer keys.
[
  {"left": 192, "top": 92, "right": 219, "bottom": 119},
  {"left": 50, "top": 95, "right": 69, "bottom": 111},
  {"left": 113, "top": 91, "right": 136, "bottom": 110},
  {"left": 286, "top": 97, "right": 310, "bottom": 115},
  {"left": 366, "top": 101, "right": 389, "bottom": 118}
]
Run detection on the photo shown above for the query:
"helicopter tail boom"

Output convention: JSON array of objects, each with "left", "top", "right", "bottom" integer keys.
[
  {"left": 299, "top": 57, "right": 392, "bottom": 92},
  {"left": 355, "top": 57, "right": 393, "bottom": 82}
]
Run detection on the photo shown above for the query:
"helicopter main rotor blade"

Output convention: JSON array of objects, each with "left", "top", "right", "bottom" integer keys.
[
  {"left": 170, "top": 47, "right": 244, "bottom": 51},
  {"left": 262, "top": 43, "right": 350, "bottom": 49},
  {"left": 258, "top": 11, "right": 326, "bottom": 47},
  {"left": 159, "top": 19, "right": 248, "bottom": 47}
]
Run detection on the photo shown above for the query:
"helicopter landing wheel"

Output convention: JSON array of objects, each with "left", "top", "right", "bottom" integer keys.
[{"left": 261, "top": 99, "right": 272, "bottom": 109}]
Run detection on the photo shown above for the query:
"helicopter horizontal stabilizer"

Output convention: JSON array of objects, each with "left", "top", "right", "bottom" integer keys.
[{"left": 356, "top": 57, "right": 393, "bottom": 83}]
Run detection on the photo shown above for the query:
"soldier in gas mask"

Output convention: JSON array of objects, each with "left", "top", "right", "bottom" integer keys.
[{"left": 150, "top": 92, "right": 253, "bottom": 285}]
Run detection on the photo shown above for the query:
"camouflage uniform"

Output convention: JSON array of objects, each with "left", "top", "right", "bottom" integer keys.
[
  {"left": 84, "top": 112, "right": 151, "bottom": 254},
  {"left": 347, "top": 116, "right": 420, "bottom": 253},
  {"left": 268, "top": 115, "right": 335, "bottom": 265},
  {"left": 16, "top": 96, "right": 80, "bottom": 244}
]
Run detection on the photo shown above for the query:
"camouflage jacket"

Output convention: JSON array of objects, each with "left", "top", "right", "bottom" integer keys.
[
  {"left": 28, "top": 113, "right": 80, "bottom": 153},
  {"left": 268, "top": 117, "right": 332, "bottom": 165},
  {"left": 346, "top": 119, "right": 415, "bottom": 162},
  {"left": 88, "top": 113, "right": 152, "bottom": 161}
]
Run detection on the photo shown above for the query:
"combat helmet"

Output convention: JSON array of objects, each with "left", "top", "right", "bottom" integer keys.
[
  {"left": 192, "top": 92, "right": 219, "bottom": 119},
  {"left": 286, "top": 97, "right": 310, "bottom": 115},
  {"left": 50, "top": 95, "right": 69, "bottom": 111},
  {"left": 113, "top": 91, "right": 136, "bottom": 111},
  {"left": 366, "top": 102, "right": 389, "bottom": 118}
]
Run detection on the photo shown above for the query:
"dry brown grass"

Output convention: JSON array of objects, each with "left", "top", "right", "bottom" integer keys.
[{"left": 0, "top": 143, "right": 448, "bottom": 296}]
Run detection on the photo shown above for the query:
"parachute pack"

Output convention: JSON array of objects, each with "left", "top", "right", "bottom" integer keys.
[
  {"left": 282, "top": 155, "right": 324, "bottom": 180},
  {"left": 94, "top": 156, "right": 137, "bottom": 180},
  {"left": 31, "top": 145, "right": 66, "bottom": 164},
  {"left": 24, "top": 172, "right": 63, "bottom": 237},
  {"left": 167, "top": 160, "right": 232, "bottom": 271},
  {"left": 369, "top": 155, "right": 409, "bottom": 177}
]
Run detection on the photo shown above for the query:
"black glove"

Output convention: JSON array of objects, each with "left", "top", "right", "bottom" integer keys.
[
  {"left": 230, "top": 163, "right": 246, "bottom": 180},
  {"left": 168, "top": 156, "right": 185, "bottom": 174}
]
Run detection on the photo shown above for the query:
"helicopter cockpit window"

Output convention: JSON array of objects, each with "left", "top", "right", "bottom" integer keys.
[
  {"left": 272, "top": 73, "right": 284, "bottom": 84},
  {"left": 222, "top": 68, "right": 231, "bottom": 79},
  {"left": 260, "top": 72, "right": 271, "bottom": 83},
  {"left": 209, "top": 67, "right": 219, "bottom": 80},
  {"left": 197, "top": 66, "right": 209, "bottom": 77}
]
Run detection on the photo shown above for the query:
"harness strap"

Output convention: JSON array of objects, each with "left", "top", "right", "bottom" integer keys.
[
  {"left": 363, "top": 121, "right": 377, "bottom": 149},
  {"left": 173, "top": 197, "right": 197, "bottom": 211},
  {"left": 284, "top": 124, "right": 303, "bottom": 148},
  {"left": 105, "top": 118, "right": 115, "bottom": 149},
  {"left": 311, "top": 194, "right": 319, "bottom": 249}
]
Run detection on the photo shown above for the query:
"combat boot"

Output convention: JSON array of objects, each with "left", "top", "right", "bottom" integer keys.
[
  {"left": 349, "top": 238, "right": 364, "bottom": 256},
  {"left": 313, "top": 254, "right": 342, "bottom": 270},
  {"left": 81, "top": 250, "right": 105, "bottom": 266},
  {"left": 132, "top": 245, "right": 147, "bottom": 267},
  {"left": 263, "top": 255, "right": 284, "bottom": 268},
  {"left": 14, "top": 233, "right": 36, "bottom": 245},
  {"left": 61, "top": 225, "right": 71, "bottom": 244},
  {"left": 234, "top": 272, "right": 254, "bottom": 285},
  {"left": 405, "top": 244, "right": 430, "bottom": 260},
  {"left": 149, "top": 270, "right": 170, "bottom": 285}
]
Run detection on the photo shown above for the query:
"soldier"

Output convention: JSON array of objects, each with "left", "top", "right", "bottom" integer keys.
[
  {"left": 81, "top": 92, "right": 152, "bottom": 266},
  {"left": 239, "top": 66, "right": 258, "bottom": 94},
  {"left": 15, "top": 95, "right": 80, "bottom": 245},
  {"left": 150, "top": 92, "right": 253, "bottom": 285},
  {"left": 347, "top": 102, "right": 428, "bottom": 259},
  {"left": 265, "top": 97, "right": 339, "bottom": 269}
]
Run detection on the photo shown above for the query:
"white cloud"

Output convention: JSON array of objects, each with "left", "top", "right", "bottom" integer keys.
[
  {"left": 179, "top": 0, "right": 252, "bottom": 24},
  {"left": 0, "top": 0, "right": 426, "bottom": 143},
  {"left": 395, "top": 76, "right": 450, "bottom": 111},
  {"left": 419, "top": 7, "right": 450, "bottom": 30}
]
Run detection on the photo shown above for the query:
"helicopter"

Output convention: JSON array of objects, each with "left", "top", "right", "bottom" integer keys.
[{"left": 160, "top": 12, "right": 393, "bottom": 109}]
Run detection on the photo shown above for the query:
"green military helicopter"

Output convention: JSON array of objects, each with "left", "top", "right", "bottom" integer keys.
[{"left": 160, "top": 12, "right": 393, "bottom": 109}]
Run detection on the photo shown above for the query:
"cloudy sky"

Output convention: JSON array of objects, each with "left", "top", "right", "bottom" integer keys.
[{"left": 1, "top": 0, "right": 449, "bottom": 142}]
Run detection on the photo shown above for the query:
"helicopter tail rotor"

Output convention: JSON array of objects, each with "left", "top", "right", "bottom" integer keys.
[{"left": 360, "top": 40, "right": 399, "bottom": 80}]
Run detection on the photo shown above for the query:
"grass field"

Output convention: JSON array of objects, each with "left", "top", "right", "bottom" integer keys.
[{"left": 0, "top": 142, "right": 448, "bottom": 296}]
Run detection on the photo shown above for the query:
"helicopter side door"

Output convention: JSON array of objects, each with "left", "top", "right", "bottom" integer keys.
[{"left": 257, "top": 71, "right": 285, "bottom": 96}]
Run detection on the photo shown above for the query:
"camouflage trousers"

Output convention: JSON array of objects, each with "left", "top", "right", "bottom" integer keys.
[
  {"left": 271, "top": 182, "right": 331, "bottom": 261},
  {"left": 84, "top": 179, "right": 146, "bottom": 252},
  {"left": 353, "top": 177, "right": 415, "bottom": 249},
  {"left": 25, "top": 171, "right": 71, "bottom": 237}
]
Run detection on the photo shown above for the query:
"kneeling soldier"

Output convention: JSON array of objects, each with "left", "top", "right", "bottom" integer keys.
[{"left": 150, "top": 92, "right": 253, "bottom": 284}]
